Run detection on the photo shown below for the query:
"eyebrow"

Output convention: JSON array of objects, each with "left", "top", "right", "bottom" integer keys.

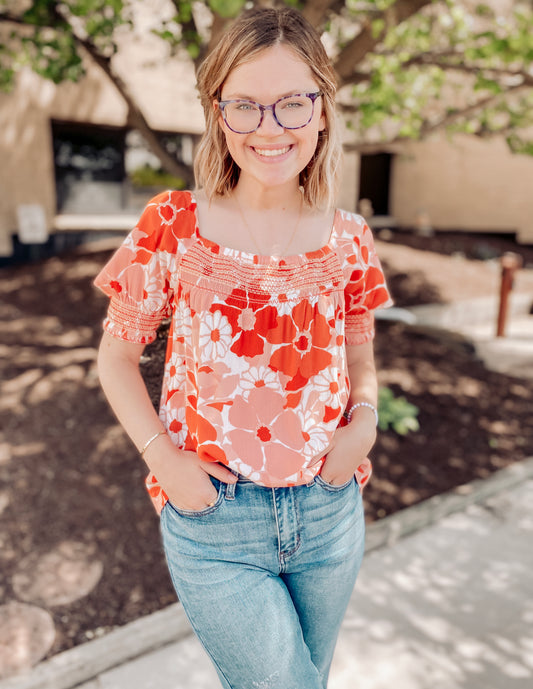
[{"left": 220, "top": 89, "right": 317, "bottom": 102}]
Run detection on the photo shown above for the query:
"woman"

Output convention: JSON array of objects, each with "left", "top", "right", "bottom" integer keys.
[{"left": 95, "top": 7, "right": 392, "bottom": 688}]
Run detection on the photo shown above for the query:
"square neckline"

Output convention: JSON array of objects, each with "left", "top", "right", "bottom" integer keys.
[{"left": 189, "top": 191, "right": 339, "bottom": 264}]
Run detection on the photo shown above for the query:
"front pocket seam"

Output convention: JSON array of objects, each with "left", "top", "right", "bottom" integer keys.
[
  {"left": 315, "top": 474, "right": 354, "bottom": 491},
  {"left": 166, "top": 484, "right": 224, "bottom": 517}
]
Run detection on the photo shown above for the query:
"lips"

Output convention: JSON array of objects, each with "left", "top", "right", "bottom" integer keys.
[{"left": 252, "top": 146, "right": 292, "bottom": 158}]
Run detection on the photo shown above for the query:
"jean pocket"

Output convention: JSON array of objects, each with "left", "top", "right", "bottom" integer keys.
[
  {"left": 165, "top": 478, "right": 224, "bottom": 518},
  {"left": 315, "top": 474, "right": 354, "bottom": 492}
]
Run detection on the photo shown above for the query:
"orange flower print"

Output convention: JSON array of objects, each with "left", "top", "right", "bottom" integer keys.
[
  {"left": 355, "top": 457, "right": 372, "bottom": 492},
  {"left": 228, "top": 388, "right": 305, "bottom": 478},
  {"left": 164, "top": 354, "right": 187, "bottom": 400},
  {"left": 160, "top": 406, "right": 187, "bottom": 447},
  {"left": 171, "top": 300, "right": 193, "bottom": 351},
  {"left": 213, "top": 295, "right": 278, "bottom": 359},
  {"left": 95, "top": 197, "right": 391, "bottom": 508},
  {"left": 142, "top": 273, "right": 171, "bottom": 312},
  {"left": 313, "top": 367, "right": 344, "bottom": 408},
  {"left": 136, "top": 192, "right": 197, "bottom": 261},
  {"left": 239, "top": 365, "right": 279, "bottom": 394},
  {"left": 198, "top": 310, "right": 233, "bottom": 359},
  {"left": 145, "top": 473, "right": 168, "bottom": 514},
  {"left": 185, "top": 401, "right": 218, "bottom": 449},
  {"left": 197, "top": 361, "right": 240, "bottom": 403},
  {"left": 267, "top": 300, "right": 332, "bottom": 389},
  {"left": 300, "top": 407, "right": 330, "bottom": 459}
]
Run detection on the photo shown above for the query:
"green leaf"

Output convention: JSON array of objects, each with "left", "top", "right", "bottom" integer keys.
[
  {"left": 208, "top": 0, "right": 246, "bottom": 19},
  {"left": 371, "top": 19, "right": 385, "bottom": 39},
  {"left": 377, "top": 387, "right": 420, "bottom": 436},
  {"left": 474, "top": 75, "right": 502, "bottom": 95},
  {"left": 187, "top": 42, "right": 200, "bottom": 60}
]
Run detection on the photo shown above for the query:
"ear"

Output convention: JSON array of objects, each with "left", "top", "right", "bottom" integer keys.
[{"left": 213, "top": 100, "right": 224, "bottom": 130}]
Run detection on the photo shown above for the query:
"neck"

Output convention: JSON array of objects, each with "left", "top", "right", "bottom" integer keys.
[{"left": 233, "top": 177, "right": 302, "bottom": 212}]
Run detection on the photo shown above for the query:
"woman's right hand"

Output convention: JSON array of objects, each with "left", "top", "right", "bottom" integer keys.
[{"left": 143, "top": 435, "right": 237, "bottom": 511}]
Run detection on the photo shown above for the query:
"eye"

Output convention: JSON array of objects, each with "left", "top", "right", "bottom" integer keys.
[
  {"left": 279, "top": 97, "right": 306, "bottom": 110},
  {"left": 235, "top": 102, "right": 258, "bottom": 112}
]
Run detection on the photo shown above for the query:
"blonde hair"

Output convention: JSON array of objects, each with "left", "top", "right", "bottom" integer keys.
[{"left": 194, "top": 7, "right": 342, "bottom": 209}]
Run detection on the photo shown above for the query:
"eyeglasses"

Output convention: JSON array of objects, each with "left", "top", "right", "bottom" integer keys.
[{"left": 217, "top": 92, "right": 322, "bottom": 134}]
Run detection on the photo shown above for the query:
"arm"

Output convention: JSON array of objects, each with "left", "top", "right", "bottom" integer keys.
[
  {"left": 97, "top": 332, "right": 236, "bottom": 510},
  {"left": 320, "top": 340, "right": 378, "bottom": 486}
]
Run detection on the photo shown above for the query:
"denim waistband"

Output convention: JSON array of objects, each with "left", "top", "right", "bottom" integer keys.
[{"left": 228, "top": 468, "right": 255, "bottom": 484}]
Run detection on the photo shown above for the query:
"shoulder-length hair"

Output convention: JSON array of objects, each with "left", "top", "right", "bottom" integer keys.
[{"left": 194, "top": 6, "right": 342, "bottom": 210}]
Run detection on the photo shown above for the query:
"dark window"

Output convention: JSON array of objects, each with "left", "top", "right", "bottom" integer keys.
[
  {"left": 51, "top": 122, "right": 195, "bottom": 215},
  {"left": 52, "top": 121, "right": 126, "bottom": 213}
]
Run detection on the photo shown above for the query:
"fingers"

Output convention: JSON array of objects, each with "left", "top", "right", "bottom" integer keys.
[{"left": 205, "top": 462, "right": 238, "bottom": 483}]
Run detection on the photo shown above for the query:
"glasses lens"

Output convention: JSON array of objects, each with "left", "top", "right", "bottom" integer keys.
[
  {"left": 224, "top": 101, "right": 261, "bottom": 133},
  {"left": 274, "top": 95, "right": 314, "bottom": 129}
]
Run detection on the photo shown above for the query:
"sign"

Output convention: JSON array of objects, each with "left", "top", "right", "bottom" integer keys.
[{"left": 17, "top": 205, "right": 49, "bottom": 244}]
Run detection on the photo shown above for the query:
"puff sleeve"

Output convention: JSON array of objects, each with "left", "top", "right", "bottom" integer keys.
[
  {"left": 94, "top": 190, "right": 194, "bottom": 344},
  {"left": 334, "top": 211, "right": 393, "bottom": 345}
]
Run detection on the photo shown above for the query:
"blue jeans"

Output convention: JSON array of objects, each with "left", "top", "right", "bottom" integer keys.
[{"left": 160, "top": 473, "right": 365, "bottom": 689}]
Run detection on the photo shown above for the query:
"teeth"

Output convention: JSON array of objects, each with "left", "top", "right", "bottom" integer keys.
[{"left": 254, "top": 147, "right": 290, "bottom": 157}]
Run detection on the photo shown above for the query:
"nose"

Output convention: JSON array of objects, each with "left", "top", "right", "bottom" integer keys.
[{"left": 257, "top": 107, "right": 284, "bottom": 135}]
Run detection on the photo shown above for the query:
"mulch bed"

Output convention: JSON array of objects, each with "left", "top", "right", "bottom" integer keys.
[{"left": 0, "top": 231, "right": 532, "bottom": 660}]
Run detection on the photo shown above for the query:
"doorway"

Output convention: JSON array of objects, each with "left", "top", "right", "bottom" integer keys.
[{"left": 358, "top": 153, "right": 392, "bottom": 216}]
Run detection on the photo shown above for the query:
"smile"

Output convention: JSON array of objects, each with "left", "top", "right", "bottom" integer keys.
[{"left": 252, "top": 146, "right": 292, "bottom": 158}]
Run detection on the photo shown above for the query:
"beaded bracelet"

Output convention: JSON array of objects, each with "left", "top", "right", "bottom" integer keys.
[
  {"left": 346, "top": 402, "right": 379, "bottom": 427},
  {"left": 140, "top": 430, "right": 167, "bottom": 458}
]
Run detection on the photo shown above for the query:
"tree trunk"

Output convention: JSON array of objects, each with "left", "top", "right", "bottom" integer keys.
[{"left": 75, "top": 37, "right": 193, "bottom": 181}]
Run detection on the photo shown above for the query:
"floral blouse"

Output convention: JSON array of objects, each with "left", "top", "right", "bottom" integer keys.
[{"left": 95, "top": 190, "right": 392, "bottom": 514}]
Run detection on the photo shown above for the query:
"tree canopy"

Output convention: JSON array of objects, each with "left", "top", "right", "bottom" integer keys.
[{"left": 2, "top": 0, "right": 533, "bottom": 175}]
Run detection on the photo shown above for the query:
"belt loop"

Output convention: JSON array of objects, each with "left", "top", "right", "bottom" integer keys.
[{"left": 225, "top": 480, "right": 236, "bottom": 500}]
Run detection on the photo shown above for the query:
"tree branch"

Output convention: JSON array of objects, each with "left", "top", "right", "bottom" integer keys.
[
  {"left": 205, "top": 11, "right": 227, "bottom": 61},
  {"left": 0, "top": 12, "right": 25, "bottom": 27},
  {"left": 403, "top": 55, "right": 533, "bottom": 87},
  {"left": 334, "top": 0, "right": 432, "bottom": 86},
  {"left": 301, "top": 0, "right": 338, "bottom": 29},
  {"left": 78, "top": 46, "right": 192, "bottom": 179},
  {"left": 343, "top": 82, "right": 529, "bottom": 151},
  {"left": 418, "top": 83, "right": 529, "bottom": 136},
  {"left": 51, "top": 4, "right": 193, "bottom": 180}
]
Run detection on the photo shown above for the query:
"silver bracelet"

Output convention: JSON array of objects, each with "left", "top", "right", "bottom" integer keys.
[
  {"left": 140, "top": 430, "right": 167, "bottom": 458},
  {"left": 346, "top": 402, "right": 379, "bottom": 426}
]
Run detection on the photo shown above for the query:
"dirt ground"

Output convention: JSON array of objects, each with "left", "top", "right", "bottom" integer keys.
[{"left": 1, "top": 229, "right": 532, "bottom": 663}]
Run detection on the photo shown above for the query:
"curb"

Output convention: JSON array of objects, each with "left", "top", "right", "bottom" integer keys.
[
  {"left": 2, "top": 457, "right": 533, "bottom": 689},
  {"left": 365, "top": 456, "right": 533, "bottom": 552}
]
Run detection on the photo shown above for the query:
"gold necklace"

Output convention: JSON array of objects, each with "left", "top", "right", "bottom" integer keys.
[{"left": 233, "top": 191, "right": 303, "bottom": 256}]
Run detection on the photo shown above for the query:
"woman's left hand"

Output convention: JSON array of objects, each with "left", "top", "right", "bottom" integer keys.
[{"left": 318, "top": 414, "right": 377, "bottom": 486}]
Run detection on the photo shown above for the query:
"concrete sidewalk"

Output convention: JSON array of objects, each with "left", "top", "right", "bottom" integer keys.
[
  {"left": 403, "top": 292, "right": 533, "bottom": 380},
  {"left": 3, "top": 459, "right": 533, "bottom": 689}
]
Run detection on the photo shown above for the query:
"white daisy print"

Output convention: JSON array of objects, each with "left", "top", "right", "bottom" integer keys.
[{"left": 198, "top": 310, "right": 233, "bottom": 359}]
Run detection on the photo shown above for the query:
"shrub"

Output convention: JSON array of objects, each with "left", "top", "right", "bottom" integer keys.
[{"left": 378, "top": 387, "right": 420, "bottom": 435}]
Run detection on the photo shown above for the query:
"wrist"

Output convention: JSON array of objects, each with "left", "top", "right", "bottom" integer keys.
[
  {"left": 345, "top": 401, "right": 379, "bottom": 427},
  {"left": 140, "top": 429, "right": 167, "bottom": 458},
  {"left": 141, "top": 432, "right": 177, "bottom": 470}
]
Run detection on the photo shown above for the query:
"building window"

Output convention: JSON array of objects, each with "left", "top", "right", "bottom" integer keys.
[
  {"left": 51, "top": 121, "right": 194, "bottom": 215},
  {"left": 52, "top": 121, "right": 126, "bottom": 214}
]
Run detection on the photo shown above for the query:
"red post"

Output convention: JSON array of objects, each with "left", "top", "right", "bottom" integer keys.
[{"left": 496, "top": 252, "right": 523, "bottom": 337}]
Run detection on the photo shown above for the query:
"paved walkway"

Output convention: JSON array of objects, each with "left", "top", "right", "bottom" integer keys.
[{"left": 2, "top": 459, "right": 532, "bottom": 689}]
